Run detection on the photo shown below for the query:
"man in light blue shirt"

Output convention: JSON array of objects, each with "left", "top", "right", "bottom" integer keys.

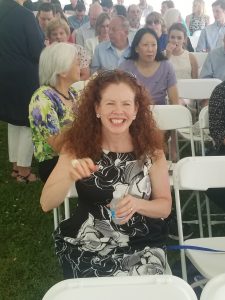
[
  {"left": 76, "top": 2, "right": 103, "bottom": 46},
  {"left": 68, "top": 2, "right": 89, "bottom": 30},
  {"left": 91, "top": 16, "right": 131, "bottom": 73},
  {"left": 200, "top": 34, "right": 225, "bottom": 80},
  {"left": 196, "top": 0, "right": 225, "bottom": 52}
]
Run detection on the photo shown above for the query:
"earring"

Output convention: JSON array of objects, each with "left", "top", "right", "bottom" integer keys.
[
  {"left": 96, "top": 113, "right": 100, "bottom": 118},
  {"left": 133, "top": 115, "right": 136, "bottom": 120}
]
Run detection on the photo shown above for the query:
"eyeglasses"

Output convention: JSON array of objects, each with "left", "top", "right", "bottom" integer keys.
[{"left": 146, "top": 20, "right": 161, "bottom": 26}]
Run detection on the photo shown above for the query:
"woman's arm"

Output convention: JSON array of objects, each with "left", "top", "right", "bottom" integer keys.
[
  {"left": 40, "top": 154, "right": 98, "bottom": 212},
  {"left": 167, "top": 85, "right": 179, "bottom": 104},
  {"left": 189, "top": 53, "right": 198, "bottom": 79},
  {"left": 117, "top": 151, "right": 172, "bottom": 223}
]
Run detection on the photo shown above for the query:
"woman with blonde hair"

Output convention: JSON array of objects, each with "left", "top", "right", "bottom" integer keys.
[
  {"left": 145, "top": 11, "right": 168, "bottom": 51},
  {"left": 185, "top": 0, "right": 210, "bottom": 36},
  {"left": 46, "top": 18, "right": 90, "bottom": 80},
  {"left": 40, "top": 69, "right": 172, "bottom": 278}
]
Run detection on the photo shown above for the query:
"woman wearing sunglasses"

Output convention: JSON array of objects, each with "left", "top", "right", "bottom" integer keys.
[{"left": 145, "top": 11, "right": 168, "bottom": 51}]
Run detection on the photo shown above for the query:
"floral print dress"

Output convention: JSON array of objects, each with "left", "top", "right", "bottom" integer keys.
[
  {"left": 29, "top": 86, "right": 77, "bottom": 162},
  {"left": 54, "top": 151, "right": 168, "bottom": 278}
]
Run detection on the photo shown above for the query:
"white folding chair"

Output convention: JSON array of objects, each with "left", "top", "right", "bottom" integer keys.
[
  {"left": 152, "top": 104, "right": 195, "bottom": 161},
  {"left": 177, "top": 79, "right": 222, "bottom": 154},
  {"left": 177, "top": 79, "right": 222, "bottom": 101},
  {"left": 42, "top": 275, "right": 198, "bottom": 300},
  {"left": 152, "top": 105, "right": 207, "bottom": 236},
  {"left": 173, "top": 156, "right": 225, "bottom": 282},
  {"left": 53, "top": 184, "right": 78, "bottom": 230},
  {"left": 200, "top": 273, "right": 225, "bottom": 300}
]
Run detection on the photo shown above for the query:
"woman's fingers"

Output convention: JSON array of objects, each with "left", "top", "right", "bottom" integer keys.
[{"left": 71, "top": 158, "right": 98, "bottom": 180}]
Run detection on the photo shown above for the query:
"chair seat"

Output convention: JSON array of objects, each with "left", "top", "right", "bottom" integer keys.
[
  {"left": 184, "top": 237, "right": 225, "bottom": 279},
  {"left": 178, "top": 128, "right": 212, "bottom": 142}
]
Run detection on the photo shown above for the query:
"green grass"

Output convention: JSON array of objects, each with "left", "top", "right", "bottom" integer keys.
[{"left": 0, "top": 121, "right": 62, "bottom": 300}]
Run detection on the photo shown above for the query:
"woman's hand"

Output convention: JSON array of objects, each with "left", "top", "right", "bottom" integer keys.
[
  {"left": 71, "top": 158, "right": 98, "bottom": 181},
  {"left": 165, "top": 42, "right": 177, "bottom": 58},
  {"left": 115, "top": 194, "right": 139, "bottom": 224}
]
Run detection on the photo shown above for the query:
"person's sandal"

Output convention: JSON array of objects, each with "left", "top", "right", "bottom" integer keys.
[
  {"left": 11, "top": 169, "right": 19, "bottom": 178},
  {"left": 17, "top": 172, "right": 37, "bottom": 183}
]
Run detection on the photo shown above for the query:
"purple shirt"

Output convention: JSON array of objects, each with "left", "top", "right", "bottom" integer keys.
[{"left": 119, "top": 60, "right": 177, "bottom": 105}]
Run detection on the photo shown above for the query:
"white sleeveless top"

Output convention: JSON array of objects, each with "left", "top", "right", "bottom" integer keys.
[{"left": 169, "top": 50, "right": 192, "bottom": 79}]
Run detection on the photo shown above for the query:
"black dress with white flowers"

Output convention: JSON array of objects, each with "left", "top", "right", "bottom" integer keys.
[{"left": 54, "top": 150, "right": 168, "bottom": 278}]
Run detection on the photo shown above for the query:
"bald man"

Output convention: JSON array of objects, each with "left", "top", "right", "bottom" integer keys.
[{"left": 76, "top": 2, "right": 103, "bottom": 46}]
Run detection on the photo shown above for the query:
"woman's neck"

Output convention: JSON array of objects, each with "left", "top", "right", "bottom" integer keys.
[
  {"left": 172, "top": 48, "right": 184, "bottom": 56},
  {"left": 54, "top": 81, "right": 71, "bottom": 98},
  {"left": 136, "top": 59, "right": 158, "bottom": 69},
  {"left": 101, "top": 131, "right": 134, "bottom": 153}
]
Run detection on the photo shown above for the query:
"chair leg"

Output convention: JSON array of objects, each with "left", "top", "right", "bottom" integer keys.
[
  {"left": 205, "top": 196, "right": 212, "bottom": 237},
  {"left": 196, "top": 192, "right": 204, "bottom": 237},
  {"left": 175, "top": 189, "right": 188, "bottom": 281},
  {"left": 53, "top": 208, "right": 58, "bottom": 230},
  {"left": 64, "top": 197, "right": 70, "bottom": 219}
]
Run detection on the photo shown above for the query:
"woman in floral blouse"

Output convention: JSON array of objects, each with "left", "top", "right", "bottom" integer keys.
[{"left": 29, "top": 43, "right": 80, "bottom": 182}]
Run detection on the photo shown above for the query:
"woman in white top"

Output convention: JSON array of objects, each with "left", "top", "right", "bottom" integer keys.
[
  {"left": 85, "top": 12, "right": 110, "bottom": 59},
  {"left": 166, "top": 23, "right": 198, "bottom": 79}
]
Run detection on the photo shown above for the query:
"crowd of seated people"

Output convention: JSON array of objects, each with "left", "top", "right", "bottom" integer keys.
[{"left": 2, "top": 0, "right": 225, "bottom": 287}]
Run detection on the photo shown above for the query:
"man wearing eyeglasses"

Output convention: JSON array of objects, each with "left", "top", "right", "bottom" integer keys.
[{"left": 91, "top": 16, "right": 131, "bottom": 73}]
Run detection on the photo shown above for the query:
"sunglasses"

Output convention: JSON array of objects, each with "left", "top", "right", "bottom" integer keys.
[
  {"left": 146, "top": 20, "right": 161, "bottom": 26},
  {"left": 97, "top": 69, "right": 137, "bottom": 81}
]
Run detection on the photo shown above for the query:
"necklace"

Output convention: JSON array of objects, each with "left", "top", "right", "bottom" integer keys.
[{"left": 51, "top": 86, "right": 73, "bottom": 101}]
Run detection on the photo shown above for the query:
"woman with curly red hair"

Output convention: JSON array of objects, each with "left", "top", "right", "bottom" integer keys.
[{"left": 40, "top": 70, "right": 172, "bottom": 278}]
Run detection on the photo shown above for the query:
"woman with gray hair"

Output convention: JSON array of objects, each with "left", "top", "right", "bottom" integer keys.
[{"left": 29, "top": 42, "right": 80, "bottom": 182}]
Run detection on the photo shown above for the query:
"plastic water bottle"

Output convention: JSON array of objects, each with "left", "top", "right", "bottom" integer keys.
[{"left": 110, "top": 191, "right": 125, "bottom": 225}]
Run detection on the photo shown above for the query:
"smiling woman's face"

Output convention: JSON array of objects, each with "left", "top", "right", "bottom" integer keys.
[{"left": 95, "top": 82, "right": 138, "bottom": 136}]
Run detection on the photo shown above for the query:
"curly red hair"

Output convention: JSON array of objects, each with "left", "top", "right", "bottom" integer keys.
[{"left": 63, "top": 70, "right": 163, "bottom": 160}]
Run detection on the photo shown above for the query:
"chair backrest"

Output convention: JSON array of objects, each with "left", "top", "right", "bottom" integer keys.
[
  {"left": 42, "top": 275, "right": 198, "bottom": 300},
  {"left": 200, "top": 273, "right": 225, "bottom": 300},
  {"left": 152, "top": 105, "right": 193, "bottom": 131},
  {"left": 177, "top": 79, "right": 222, "bottom": 100},
  {"left": 173, "top": 156, "right": 225, "bottom": 191},
  {"left": 151, "top": 105, "right": 195, "bottom": 156}
]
